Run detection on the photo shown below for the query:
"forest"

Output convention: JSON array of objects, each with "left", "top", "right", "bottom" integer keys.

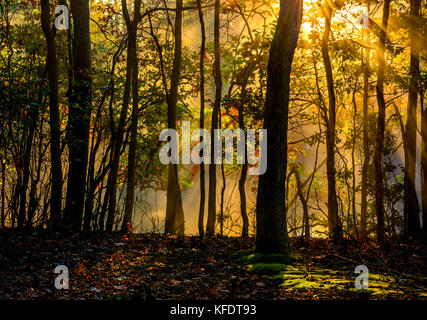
[{"left": 0, "top": 0, "right": 426, "bottom": 303}]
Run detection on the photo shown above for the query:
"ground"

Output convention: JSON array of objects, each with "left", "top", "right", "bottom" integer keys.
[{"left": 0, "top": 231, "right": 426, "bottom": 300}]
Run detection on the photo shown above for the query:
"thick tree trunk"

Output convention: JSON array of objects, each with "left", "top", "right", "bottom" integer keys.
[
  {"left": 165, "top": 0, "right": 185, "bottom": 235},
  {"left": 206, "top": 0, "right": 222, "bottom": 236},
  {"left": 373, "top": 0, "right": 391, "bottom": 246},
  {"left": 404, "top": 0, "right": 421, "bottom": 237},
  {"left": 196, "top": 0, "right": 206, "bottom": 237},
  {"left": 321, "top": 2, "right": 341, "bottom": 241},
  {"left": 255, "top": 0, "right": 303, "bottom": 254},
  {"left": 64, "top": 0, "right": 92, "bottom": 231},
  {"left": 41, "top": 0, "right": 62, "bottom": 230}
]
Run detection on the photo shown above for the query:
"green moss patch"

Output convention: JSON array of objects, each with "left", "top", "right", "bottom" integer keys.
[
  {"left": 232, "top": 250, "right": 427, "bottom": 297},
  {"left": 232, "top": 251, "right": 292, "bottom": 265},
  {"left": 269, "top": 265, "right": 416, "bottom": 296}
]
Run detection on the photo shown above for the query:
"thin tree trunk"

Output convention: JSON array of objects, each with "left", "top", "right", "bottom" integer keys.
[
  {"left": 320, "top": 2, "right": 341, "bottom": 241},
  {"left": 238, "top": 64, "right": 255, "bottom": 237},
  {"left": 1, "top": 161, "right": 5, "bottom": 228},
  {"left": 165, "top": 0, "right": 185, "bottom": 235},
  {"left": 351, "top": 84, "right": 358, "bottom": 238},
  {"left": 255, "top": 0, "right": 303, "bottom": 254},
  {"left": 289, "top": 168, "right": 310, "bottom": 242},
  {"left": 196, "top": 0, "right": 206, "bottom": 237},
  {"left": 41, "top": 0, "right": 62, "bottom": 230},
  {"left": 122, "top": 0, "right": 142, "bottom": 232},
  {"left": 361, "top": 4, "right": 371, "bottom": 237},
  {"left": 219, "top": 112, "right": 225, "bottom": 236},
  {"left": 422, "top": 89, "right": 426, "bottom": 234},
  {"left": 206, "top": 0, "right": 222, "bottom": 236},
  {"left": 374, "top": 0, "right": 391, "bottom": 246}
]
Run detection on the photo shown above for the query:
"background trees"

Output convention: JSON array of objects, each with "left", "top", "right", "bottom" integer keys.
[{"left": 0, "top": 0, "right": 424, "bottom": 248}]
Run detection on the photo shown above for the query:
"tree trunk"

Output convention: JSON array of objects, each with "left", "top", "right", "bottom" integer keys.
[
  {"left": 404, "top": 0, "right": 421, "bottom": 238},
  {"left": 289, "top": 168, "right": 310, "bottom": 242},
  {"left": 361, "top": 4, "right": 371, "bottom": 237},
  {"left": 374, "top": 0, "right": 391, "bottom": 246},
  {"left": 41, "top": 0, "right": 62, "bottom": 230},
  {"left": 122, "top": 0, "right": 142, "bottom": 232},
  {"left": 196, "top": 0, "right": 206, "bottom": 237},
  {"left": 206, "top": 0, "right": 222, "bottom": 236},
  {"left": 165, "top": 0, "right": 185, "bottom": 235},
  {"left": 321, "top": 2, "right": 341, "bottom": 241},
  {"left": 1, "top": 161, "right": 5, "bottom": 228},
  {"left": 105, "top": 37, "right": 133, "bottom": 232},
  {"left": 422, "top": 91, "right": 427, "bottom": 234},
  {"left": 238, "top": 64, "right": 254, "bottom": 238},
  {"left": 255, "top": 0, "right": 303, "bottom": 254},
  {"left": 64, "top": 0, "right": 92, "bottom": 231}
]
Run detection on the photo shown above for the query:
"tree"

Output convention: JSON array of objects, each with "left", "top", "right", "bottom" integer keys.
[
  {"left": 165, "top": 0, "right": 185, "bottom": 235},
  {"left": 373, "top": 0, "right": 391, "bottom": 246},
  {"left": 122, "top": 0, "right": 142, "bottom": 232},
  {"left": 360, "top": 0, "right": 371, "bottom": 238},
  {"left": 404, "top": 0, "right": 421, "bottom": 238},
  {"left": 238, "top": 64, "right": 254, "bottom": 238},
  {"left": 206, "top": 0, "right": 222, "bottom": 236},
  {"left": 196, "top": 0, "right": 206, "bottom": 237},
  {"left": 320, "top": 1, "right": 341, "bottom": 241},
  {"left": 41, "top": 0, "right": 62, "bottom": 230},
  {"left": 255, "top": 0, "right": 303, "bottom": 254},
  {"left": 64, "top": 0, "right": 92, "bottom": 231}
]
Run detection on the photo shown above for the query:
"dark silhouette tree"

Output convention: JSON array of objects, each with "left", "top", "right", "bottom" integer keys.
[
  {"left": 404, "top": 0, "right": 421, "bottom": 238},
  {"left": 255, "top": 0, "right": 303, "bottom": 254},
  {"left": 165, "top": 0, "right": 185, "bottom": 235},
  {"left": 64, "top": 0, "right": 92, "bottom": 231},
  {"left": 373, "top": 0, "right": 391, "bottom": 246},
  {"left": 41, "top": 0, "right": 62, "bottom": 230},
  {"left": 206, "top": 0, "right": 222, "bottom": 236}
]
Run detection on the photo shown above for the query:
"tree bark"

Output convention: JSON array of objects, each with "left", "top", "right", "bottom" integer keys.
[
  {"left": 41, "top": 0, "right": 63, "bottom": 230},
  {"left": 255, "top": 0, "right": 303, "bottom": 254},
  {"left": 320, "top": 2, "right": 341, "bottom": 241},
  {"left": 206, "top": 0, "right": 222, "bottom": 236},
  {"left": 196, "top": 0, "right": 206, "bottom": 237},
  {"left": 64, "top": 0, "right": 92, "bottom": 231},
  {"left": 122, "top": 0, "right": 142, "bottom": 232},
  {"left": 165, "top": 0, "right": 185, "bottom": 235},
  {"left": 238, "top": 64, "right": 255, "bottom": 238},
  {"left": 404, "top": 0, "right": 421, "bottom": 237},
  {"left": 374, "top": 0, "right": 391, "bottom": 246},
  {"left": 361, "top": 3, "right": 371, "bottom": 238},
  {"left": 422, "top": 91, "right": 427, "bottom": 234},
  {"left": 289, "top": 168, "right": 310, "bottom": 242}
]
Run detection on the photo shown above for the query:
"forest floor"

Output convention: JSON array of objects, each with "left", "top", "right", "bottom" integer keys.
[{"left": 0, "top": 231, "right": 426, "bottom": 300}]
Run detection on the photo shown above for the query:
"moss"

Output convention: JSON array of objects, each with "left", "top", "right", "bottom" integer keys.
[
  {"left": 266, "top": 264, "right": 411, "bottom": 296},
  {"left": 247, "top": 263, "right": 297, "bottom": 273},
  {"left": 232, "top": 250, "right": 426, "bottom": 297},
  {"left": 238, "top": 253, "right": 291, "bottom": 264},
  {"left": 230, "top": 249, "right": 252, "bottom": 260}
]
